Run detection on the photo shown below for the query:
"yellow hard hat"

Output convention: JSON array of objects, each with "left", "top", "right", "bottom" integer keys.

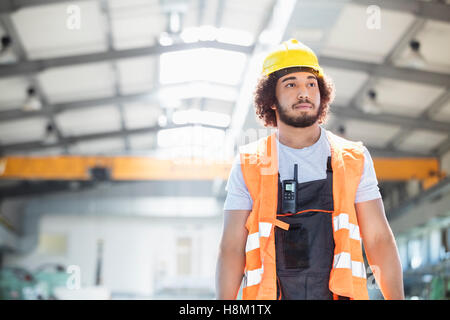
[{"left": 262, "top": 39, "right": 323, "bottom": 77}]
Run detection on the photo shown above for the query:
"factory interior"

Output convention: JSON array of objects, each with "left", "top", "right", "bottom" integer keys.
[{"left": 0, "top": 0, "right": 449, "bottom": 300}]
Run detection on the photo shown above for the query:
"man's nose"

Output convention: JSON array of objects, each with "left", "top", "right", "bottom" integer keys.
[{"left": 297, "top": 87, "right": 309, "bottom": 100}]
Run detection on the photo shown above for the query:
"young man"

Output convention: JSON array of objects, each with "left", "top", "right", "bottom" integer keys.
[{"left": 215, "top": 39, "right": 404, "bottom": 300}]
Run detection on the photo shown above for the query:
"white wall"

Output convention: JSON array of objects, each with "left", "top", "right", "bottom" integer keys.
[{"left": 5, "top": 213, "right": 222, "bottom": 299}]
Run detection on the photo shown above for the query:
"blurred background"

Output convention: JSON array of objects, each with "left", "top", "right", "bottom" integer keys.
[{"left": 0, "top": 0, "right": 449, "bottom": 300}]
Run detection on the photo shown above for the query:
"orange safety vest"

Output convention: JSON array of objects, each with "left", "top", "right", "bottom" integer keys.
[{"left": 239, "top": 130, "right": 369, "bottom": 300}]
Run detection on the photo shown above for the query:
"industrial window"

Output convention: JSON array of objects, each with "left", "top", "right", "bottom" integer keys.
[
  {"left": 429, "top": 229, "right": 441, "bottom": 264},
  {"left": 160, "top": 48, "right": 247, "bottom": 86},
  {"left": 37, "top": 233, "right": 67, "bottom": 255},
  {"left": 176, "top": 237, "right": 192, "bottom": 276},
  {"left": 408, "top": 238, "right": 424, "bottom": 269}
]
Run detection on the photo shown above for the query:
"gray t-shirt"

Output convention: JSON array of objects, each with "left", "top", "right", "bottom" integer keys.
[{"left": 223, "top": 126, "right": 381, "bottom": 211}]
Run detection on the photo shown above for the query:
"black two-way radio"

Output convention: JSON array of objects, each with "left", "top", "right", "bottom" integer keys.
[{"left": 281, "top": 164, "right": 298, "bottom": 214}]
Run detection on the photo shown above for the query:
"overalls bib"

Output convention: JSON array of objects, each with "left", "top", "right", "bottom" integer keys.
[{"left": 275, "top": 156, "right": 346, "bottom": 300}]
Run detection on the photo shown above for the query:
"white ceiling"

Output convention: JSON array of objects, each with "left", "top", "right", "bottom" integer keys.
[
  {"left": 0, "top": 117, "right": 48, "bottom": 145},
  {"left": 69, "top": 136, "right": 126, "bottom": 154},
  {"left": 0, "top": 76, "right": 30, "bottom": 110},
  {"left": 0, "top": 0, "right": 448, "bottom": 159},
  {"left": 395, "top": 19, "right": 450, "bottom": 74},
  {"left": 373, "top": 78, "right": 445, "bottom": 117},
  {"left": 37, "top": 62, "right": 116, "bottom": 103},
  {"left": 109, "top": 0, "right": 166, "bottom": 50},
  {"left": 128, "top": 132, "right": 157, "bottom": 152},
  {"left": 397, "top": 129, "right": 448, "bottom": 154},
  {"left": 342, "top": 119, "right": 403, "bottom": 149},
  {"left": 322, "top": 67, "right": 369, "bottom": 106},
  {"left": 54, "top": 104, "right": 122, "bottom": 136},
  {"left": 123, "top": 102, "right": 161, "bottom": 129},
  {"left": 221, "top": 0, "right": 273, "bottom": 35},
  {"left": 116, "top": 56, "right": 157, "bottom": 94},
  {"left": 431, "top": 99, "right": 450, "bottom": 123},
  {"left": 12, "top": 1, "right": 107, "bottom": 59},
  {"left": 321, "top": 3, "right": 416, "bottom": 63}
]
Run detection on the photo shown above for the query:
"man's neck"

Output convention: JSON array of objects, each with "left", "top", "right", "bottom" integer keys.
[{"left": 277, "top": 123, "right": 321, "bottom": 149}]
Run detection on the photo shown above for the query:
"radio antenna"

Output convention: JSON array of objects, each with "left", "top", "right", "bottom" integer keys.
[{"left": 294, "top": 164, "right": 298, "bottom": 182}]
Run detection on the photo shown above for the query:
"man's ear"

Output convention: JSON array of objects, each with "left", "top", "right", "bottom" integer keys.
[{"left": 271, "top": 104, "right": 277, "bottom": 110}]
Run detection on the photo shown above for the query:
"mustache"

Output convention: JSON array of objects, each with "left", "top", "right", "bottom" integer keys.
[{"left": 293, "top": 99, "right": 314, "bottom": 108}]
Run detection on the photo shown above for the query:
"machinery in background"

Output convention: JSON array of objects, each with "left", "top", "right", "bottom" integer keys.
[
  {"left": 33, "top": 263, "right": 70, "bottom": 299},
  {"left": 0, "top": 267, "right": 37, "bottom": 300},
  {"left": 0, "top": 263, "right": 69, "bottom": 300}
]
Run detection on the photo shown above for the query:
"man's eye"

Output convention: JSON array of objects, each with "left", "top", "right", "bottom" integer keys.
[
  {"left": 286, "top": 83, "right": 295, "bottom": 88},
  {"left": 308, "top": 83, "right": 316, "bottom": 87}
]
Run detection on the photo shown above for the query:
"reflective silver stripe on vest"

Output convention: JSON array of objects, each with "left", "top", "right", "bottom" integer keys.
[
  {"left": 245, "top": 222, "right": 272, "bottom": 253},
  {"left": 243, "top": 267, "right": 264, "bottom": 288},
  {"left": 333, "top": 252, "right": 367, "bottom": 279},
  {"left": 333, "top": 213, "right": 361, "bottom": 241},
  {"left": 351, "top": 260, "right": 367, "bottom": 279}
]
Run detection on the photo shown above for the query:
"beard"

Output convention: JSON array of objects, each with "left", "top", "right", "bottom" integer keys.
[{"left": 276, "top": 100, "right": 322, "bottom": 128}]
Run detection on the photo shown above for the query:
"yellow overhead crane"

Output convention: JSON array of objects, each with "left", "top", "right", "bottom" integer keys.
[
  {"left": 0, "top": 156, "right": 446, "bottom": 190},
  {"left": 0, "top": 156, "right": 231, "bottom": 181}
]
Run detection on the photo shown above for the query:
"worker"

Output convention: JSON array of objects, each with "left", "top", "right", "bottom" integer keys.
[{"left": 215, "top": 39, "right": 404, "bottom": 300}]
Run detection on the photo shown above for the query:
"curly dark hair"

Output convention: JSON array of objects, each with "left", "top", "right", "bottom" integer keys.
[{"left": 253, "top": 66, "right": 335, "bottom": 128}]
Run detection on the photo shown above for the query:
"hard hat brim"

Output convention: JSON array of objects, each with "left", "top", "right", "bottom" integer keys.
[{"left": 264, "top": 64, "right": 323, "bottom": 77}]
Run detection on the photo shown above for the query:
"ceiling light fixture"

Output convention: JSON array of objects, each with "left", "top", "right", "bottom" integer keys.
[
  {"left": 404, "top": 39, "right": 426, "bottom": 69},
  {"left": 43, "top": 122, "right": 57, "bottom": 145},
  {"left": 0, "top": 35, "right": 12, "bottom": 54},
  {"left": 23, "top": 87, "right": 42, "bottom": 111},
  {"left": 337, "top": 125, "right": 346, "bottom": 137},
  {"left": 0, "top": 35, "right": 15, "bottom": 63},
  {"left": 361, "top": 89, "right": 381, "bottom": 114}
]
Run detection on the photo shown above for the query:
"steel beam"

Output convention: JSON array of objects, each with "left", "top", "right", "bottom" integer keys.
[
  {"left": 319, "top": 55, "right": 450, "bottom": 87},
  {"left": 0, "top": 40, "right": 254, "bottom": 77},
  {"left": 0, "top": 82, "right": 239, "bottom": 122},
  {"left": 365, "top": 146, "right": 432, "bottom": 159},
  {"left": 0, "top": 123, "right": 225, "bottom": 153},
  {"left": 1, "top": 89, "right": 448, "bottom": 136},
  {"left": 0, "top": 40, "right": 447, "bottom": 87},
  {"left": 331, "top": 105, "right": 450, "bottom": 133},
  {"left": 0, "top": 115, "right": 434, "bottom": 158}
]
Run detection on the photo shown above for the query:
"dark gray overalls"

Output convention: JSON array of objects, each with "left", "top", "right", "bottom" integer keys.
[{"left": 275, "top": 156, "right": 349, "bottom": 300}]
